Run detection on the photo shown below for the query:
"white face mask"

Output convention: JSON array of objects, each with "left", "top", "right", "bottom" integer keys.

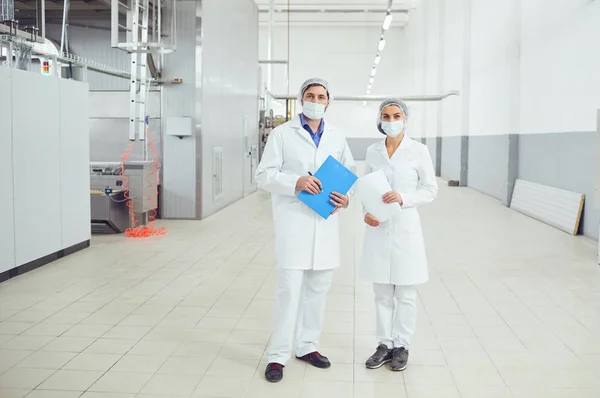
[
  {"left": 381, "top": 121, "right": 404, "bottom": 137},
  {"left": 302, "top": 101, "right": 326, "bottom": 120}
]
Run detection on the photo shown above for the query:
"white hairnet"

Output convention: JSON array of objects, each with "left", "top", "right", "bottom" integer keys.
[
  {"left": 297, "top": 77, "right": 332, "bottom": 103},
  {"left": 377, "top": 97, "right": 409, "bottom": 134}
]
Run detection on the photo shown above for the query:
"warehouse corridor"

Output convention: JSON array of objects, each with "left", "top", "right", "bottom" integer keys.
[{"left": 0, "top": 181, "right": 599, "bottom": 398}]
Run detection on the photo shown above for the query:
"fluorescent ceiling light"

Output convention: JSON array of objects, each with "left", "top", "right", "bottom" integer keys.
[
  {"left": 369, "top": 77, "right": 374, "bottom": 84},
  {"left": 374, "top": 55, "right": 381, "bottom": 65},
  {"left": 383, "top": 13, "right": 393, "bottom": 30},
  {"left": 378, "top": 39, "right": 386, "bottom": 51},
  {"left": 368, "top": 83, "right": 372, "bottom": 89},
  {"left": 366, "top": 90, "right": 371, "bottom": 94},
  {"left": 371, "top": 68, "right": 377, "bottom": 77}
]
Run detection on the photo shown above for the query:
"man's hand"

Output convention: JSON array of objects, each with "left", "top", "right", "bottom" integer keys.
[
  {"left": 364, "top": 213, "right": 380, "bottom": 227},
  {"left": 330, "top": 192, "right": 349, "bottom": 215},
  {"left": 382, "top": 191, "right": 403, "bottom": 205},
  {"left": 296, "top": 176, "right": 322, "bottom": 194}
]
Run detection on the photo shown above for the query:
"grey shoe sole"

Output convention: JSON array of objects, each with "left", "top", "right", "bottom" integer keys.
[
  {"left": 365, "top": 359, "right": 392, "bottom": 369},
  {"left": 390, "top": 364, "right": 407, "bottom": 371}
]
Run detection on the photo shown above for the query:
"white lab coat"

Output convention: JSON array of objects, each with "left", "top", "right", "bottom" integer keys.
[
  {"left": 255, "top": 116, "right": 356, "bottom": 270},
  {"left": 360, "top": 137, "right": 438, "bottom": 286}
]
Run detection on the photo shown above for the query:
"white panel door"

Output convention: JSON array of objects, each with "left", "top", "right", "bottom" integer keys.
[
  {"left": 510, "top": 179, "right": 585, "bottom": 236},
  {"left": 59, "top": 79, "right": 91, "bottom": 248},
  {"left": 0, "top": 68, "right": 15, "bottom": 274},
  {"left": 12, "top": 70, "right": 62, "bottom": 266}
]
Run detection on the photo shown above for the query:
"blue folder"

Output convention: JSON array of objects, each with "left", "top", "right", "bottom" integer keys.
[{"left": 298, "top": 155, "right": 358, "bottom": 219}]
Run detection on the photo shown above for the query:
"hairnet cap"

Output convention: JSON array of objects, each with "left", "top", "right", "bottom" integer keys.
[
  {"left": 379, "top": 97, "right": 409, "bottom": 119},
  {"left": 377, "top": 97, "right": 409, "bottom": 135},
  {"left": 297, "top": 78, "right": 332, "bottom": 102}
]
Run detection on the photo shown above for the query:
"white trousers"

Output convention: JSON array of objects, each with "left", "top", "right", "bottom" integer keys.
[
  {"left": 374, "top": 283, "right": 418, "bottom": 349},
  {"left": 266, "top": 269, "right": 334, "bottom": 365}
]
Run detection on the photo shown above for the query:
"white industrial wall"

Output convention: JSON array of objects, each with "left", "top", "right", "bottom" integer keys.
[
  {"left": 404, "top": 0, "right": 600, "bottom": 238},
  {"left": 259, "top": 25, "right": 412, "bottom": 142},
  {"left": 262, "top": 0, "right": 600, "bottom": 238},
  {"left": 0, "top": 69, "right": 91, "bottom": 275},
  {"left": 200, "top": 0, "right": 260, "bottom": 217},
  {"left": 89, "top": 90, "right": 162, "bottom": 162},
  {"left": 162, "top": 0, "right": 259, "bottom": 219},
  {"left": 45, "top": 24, "right": 129, "bottom": 90}
]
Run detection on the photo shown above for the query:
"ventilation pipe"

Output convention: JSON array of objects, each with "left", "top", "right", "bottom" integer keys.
[{"left": 1, "top": 0, "right": 15, "bottom": 22}]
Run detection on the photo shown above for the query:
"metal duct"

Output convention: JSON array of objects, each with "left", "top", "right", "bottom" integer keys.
[{"left": 1, "top": 0, "right": 15, "bottom": 22}]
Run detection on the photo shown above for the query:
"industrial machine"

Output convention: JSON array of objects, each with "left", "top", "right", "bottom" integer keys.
[
  {"left": 90, "top": 163, "right": 128, "bottom": 233},
  {"left": 90, "top": 161, "right": 159, "bottom": 233},
  {"left": 258, "top": 108, "right": 288, "bottom": 162},
  {"left": 258, "top": 109, "right": 272, "bottom": 161}
]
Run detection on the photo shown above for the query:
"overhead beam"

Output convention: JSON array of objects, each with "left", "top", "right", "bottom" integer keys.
[
  {"left": 257, "top": 8, "right": 410, "bottom": 13},
  {"left": 13, "top": 9, "right": 112, "bottom": 20}
]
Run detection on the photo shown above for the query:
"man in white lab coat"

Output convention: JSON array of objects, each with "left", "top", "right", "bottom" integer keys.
[{"left": 255, "top": 78, "right": 356, "bottom": 383}]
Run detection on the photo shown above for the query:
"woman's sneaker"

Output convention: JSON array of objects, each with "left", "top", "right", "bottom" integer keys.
[
  {"left": 365, "top": 344, "right": 393, "bottom": 369},
  {"left": 390, "top": 347, "right": 409, "bottom": 371}
]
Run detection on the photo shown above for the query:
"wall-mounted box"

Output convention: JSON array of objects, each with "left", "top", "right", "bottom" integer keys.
[{"left": 166, "top": 117, "right": 193, "bottom": 138}]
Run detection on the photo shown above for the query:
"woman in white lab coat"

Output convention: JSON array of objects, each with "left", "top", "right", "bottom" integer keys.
[{"left": 361, "top": 98, "right": 438, "bottom": 372}]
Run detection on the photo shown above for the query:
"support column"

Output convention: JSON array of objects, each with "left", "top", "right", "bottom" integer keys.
[
  {"left": 460, "top": 0, "right": 472, "bottom": 187},
  {"left": 435, "top": 0, "right": 445, "bottom": 178},
  {"left": 505, "top": 0, "right": 521, "bottom": 205}
]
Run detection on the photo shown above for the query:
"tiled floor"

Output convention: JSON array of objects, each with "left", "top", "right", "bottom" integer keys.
[{"left": 1, "top": 176, "right": 600, "bottom": 398}]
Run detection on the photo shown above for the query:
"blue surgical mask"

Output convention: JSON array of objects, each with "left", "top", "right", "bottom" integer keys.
[
  {"left": 302, "top": 101, "right": 326, "bottom": 120},
  {"left": 381, "top": 121, "right": 404, "bottom": 137}
]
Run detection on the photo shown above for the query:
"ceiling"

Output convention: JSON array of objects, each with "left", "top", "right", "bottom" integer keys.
[
  {"left": 9, "top": 0, "right": 417, "bottom": 28},
  {"left": 253, "top": 0, "right": 418, "bottom": 11},
  {"left": 13, "top": 0, "right": 112, "bottom": 24},
  {"left": 254, "top": 0, "right": 417, "bottom": 27}
]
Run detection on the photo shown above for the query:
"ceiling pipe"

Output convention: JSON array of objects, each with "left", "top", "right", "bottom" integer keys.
[
  {"left": 266, "top": 0, "right": 273, "bottom": 93},
  {"left": 259, "top": 59, "right": 288, "bottom": 64},
  {"left": 267, "top": 91, "right": 460, "bottom": 102},
  {"left": 0, "top": 0, "right": 15, "bottom": 21},
  {"left": 257, "top": 9, "right": 409, "bottom": 14}
]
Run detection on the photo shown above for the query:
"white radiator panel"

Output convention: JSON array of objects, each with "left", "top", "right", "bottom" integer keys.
[
  {"left": 595, "top": 110, "right": 600, "bottom": 209},
  {"left": 0, "top": 68, "right": 15, "bottom": 274},
  {"left": 59, "top": 79, "right": 92, "bottom": 248},
  {"left": 510, "top": 179, "right": 584, "bottom": 235},
  {"left": 12, "top": 70, "right": 63, "bottom": 266}
]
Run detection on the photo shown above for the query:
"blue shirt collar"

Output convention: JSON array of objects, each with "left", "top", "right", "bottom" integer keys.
[{"left": 299, "top": 113, "right": 325, "bottom": 136}]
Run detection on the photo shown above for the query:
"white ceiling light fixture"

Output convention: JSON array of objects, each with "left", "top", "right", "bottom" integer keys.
[
  {"left": 366, "top": 1, "right": 394, "bottom": 96},
  {"left": 383, "top": 13, "right": 393, "bottom": 30}
]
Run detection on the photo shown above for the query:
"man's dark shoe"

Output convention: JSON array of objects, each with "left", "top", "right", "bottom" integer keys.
[
  {"left": 296, "top": 351, "right": 331, "bottom": 369},
  {"left": 365, "top": 344, "right": 393, "bottom": 369},
  {"left": 265, "top": 362, "right": 284, "bottom": 382},
  {"left": 390, "top": 347, "right": 409, "bottom": 371}
]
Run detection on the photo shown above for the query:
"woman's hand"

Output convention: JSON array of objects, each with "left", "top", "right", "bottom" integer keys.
[
  {"left": 330, "top": 192, "right": 349, "bottom": 215},
  {"left": 382, "top": 191, "right": 403, "bottom": 205},
  {"left": 364, "top": 213, "right": 380, "bottom": 227}
]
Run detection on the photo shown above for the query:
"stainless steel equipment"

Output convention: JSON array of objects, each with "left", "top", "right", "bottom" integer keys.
[
  {"left": 90, "top": 161, "right": 159, "bottom": 233},
  {"left": 123, "top": 160, "right": 156, "bottom": 227},
  {"left": 91, "top": 190, "right": 130, "bottom": 234},
  {"left": 90, "top": 162, "right": 128, "bottom": 233}
]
